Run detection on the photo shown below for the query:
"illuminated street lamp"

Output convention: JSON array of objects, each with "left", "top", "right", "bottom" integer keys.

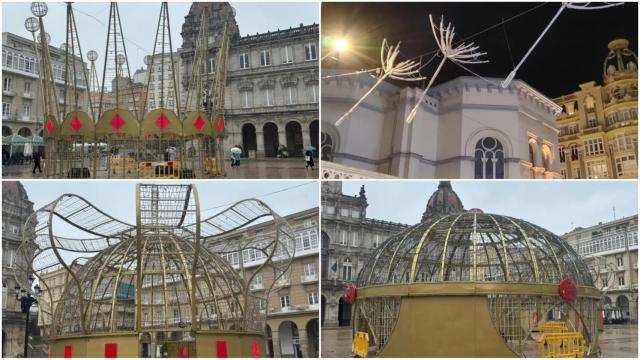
[{"left": 333, "top": 38, "right": 349, "bottom": 52}]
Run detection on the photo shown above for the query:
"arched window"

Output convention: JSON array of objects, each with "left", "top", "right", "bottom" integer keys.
[
  {"left": 321, "top": 132, "right": 333, "bottom": 161},
  {"left": 559, "top": 146, "right": 565, "bottom": 163},
  {"left": 474, "top": 137, "right": 504, "bottom": 179}
]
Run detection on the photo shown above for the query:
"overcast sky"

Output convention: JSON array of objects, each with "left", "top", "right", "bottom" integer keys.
[
  {"left": 22, "top": 180, "right": 319, "bottom": 224},
  {"left": 340, "top": 181, "right": 638, "bottom": 236},
  {"left": 2, "top": 1, "right": 319, "bottom": 78}
]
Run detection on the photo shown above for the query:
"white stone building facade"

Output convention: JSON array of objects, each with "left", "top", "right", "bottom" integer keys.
[{"left": 321, "top": 73, "right": 562, "bottom": 179}]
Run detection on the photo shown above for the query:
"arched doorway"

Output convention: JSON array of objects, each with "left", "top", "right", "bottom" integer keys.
[
  {"left": 321, "top": 296, "right": 327, "bottom": 325},
  {"left": 285, "top": 121, "right": 303, "bottom": 157},
  {"left": 338, "top": 297, "right": 351, "bottom": 326},
  {"left": 306, "top": 319, "right": 319, "bottom": 358},
  {"left": 263, "top": 122, "right": 279, "bottom": 157},
  {"left": 18, "top": 127, "right": 32, "bottom": 137},
  {"left": 278, "top": 321, "right": 302, "bottom": 357},
  {"left": 616, "top": 295, "right": 630, "bottom": 321},
  {"left": 309, "top": 120, "right": 319, "bottom": 157},
  {"left": 2, "top": 126, "right": 12, "bottom": 136},
  {"left": 265, "top": 325, "right": 274, "bottom": 358},
  {"left": 140, "top": 332, "right": 151, "bottom": 358},
  {"left": 241, "top": 123, "right": 257, "bottom": 157}
]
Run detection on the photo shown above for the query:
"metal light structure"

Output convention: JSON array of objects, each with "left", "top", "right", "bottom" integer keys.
[
  {"left": 334, "top": 39, "right": 425, "bottom": 126},
  {"left": 352, "top": 210, "right": 601, "bottom": 357},
  {"left": 13, "top": 184, "right": 294, "bottom": 357},
  {"left": 501, "top": 2, "right": 625, "bottom": 88},
  {"left": 404, "top": 14, "right": 487, "bottom": 124},
  {"left": 86, "top": 50, "right": 100, "bottom": 117}
]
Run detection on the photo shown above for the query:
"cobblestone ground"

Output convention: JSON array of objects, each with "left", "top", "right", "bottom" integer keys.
[
  {"left": 2, "top": 159, "right": 319, "bottom": 179},
  {"left": 321, "top": 323, "right": 639, "bottom": 358}
]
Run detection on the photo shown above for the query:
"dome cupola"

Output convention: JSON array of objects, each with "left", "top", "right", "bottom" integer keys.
[
  {"left": 603, "top": 38, "right": 638, "bottom": 84},
  {"left": 422, "top": 181, "right": 464, "bottom": 221}
]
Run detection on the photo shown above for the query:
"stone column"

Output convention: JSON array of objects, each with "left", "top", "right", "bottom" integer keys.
[
  {"left": 272, "top": 330, "right": 282, "bottom": 357},
  {"left": 256, "top": 131, "right": 265, "bottom": 158},
  {"left": 297, "top": 328, "right": 309, "bottom": 358},
  {"left": 302, "top": 128, "right": 311, "bottom": 149},
  {"left": 278, "top": 127, "right": 286, "bottom": 149}
]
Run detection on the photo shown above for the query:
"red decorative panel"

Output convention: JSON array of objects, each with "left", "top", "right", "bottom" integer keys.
[
  {"left": 168, "top": 161, "right": 174, "bottom": 167},
  {"left": 252, "top": 341, "right": 260, "bottom": 358},
  {"left": 179, "top": 345, "right": 188, "bottom": 358},
  {"left": 46, "top": 119, "right": 54, "bottom": 133},
  {"left": 105, "top": 343, "right": 117, "bottom": 358},
  {"left": 194, "top": 115, "right": 205, "bottom": 130},
  {"left": 559, "top": 277, "right": 577, "bottom": 302},
  {"left": 217, "top": 117, "right": 224, "bottom": 133},
  {"left": 64, "top": 345, "right": 72, "bottom": 358},
  {"left": 70, "top": 117, "right": 82, "bottom": 132},
  {"left": 216, "top": 341, "right": 228, "bottom": 358},
  {"left": 110, "top": 113, "right": 124, "bottom": 129},
  {"left": 155, "top": 113, "right": 170, "bottom": 129},
  {"left": 343, "top": 283, "right": 357, "bottom": 304}
]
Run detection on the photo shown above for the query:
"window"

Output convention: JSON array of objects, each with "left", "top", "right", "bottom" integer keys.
[
  {"left": 281, "top": 46, "right": 293, "bottom": 64},
  {"left": 560, "top": 169, "right": 567, "bottom": 179},
  {"left": 241, "top": 90, "right": 252, "bottom": 108},
  {"left": 24, "top": 82, "right": 31, "bottom": 94},
  {"left": 616, "top": 257, "right": 623, "bottom": 267},
  {"left": 583, "top": 138, "right": 604, "bottom": 156},
  {"left": 2, "top": 102, "right": 11, "bottom": 117},
  {"left": 209, "top": 58, "right": 215, "bottom": 74},
  {"left": 474, "top": 137, "right": 504, "bottom": 179},
  {"left": 303, "top": 263, "right": 316, "bottom": 277},
  {"left": 22, "top": 105, "right": 30, "bottom": 117},
  {"left": 326, "top": 206, "right": 335, "bottom": 215},
  {"left": 309, "top": 84, "right": 318, "bottom": 103},
  {"left": 374, "top": 234, "right": 381, "bottom": 248},
  {"left": 253, "top": 273, "right": 263, "bottom": 286},
  {"left": 304, "top": 43, "right": 317, "bottom": 61},
  {"left": 340, "top": 208, "right": 349, "bottom": 217},
  {"left": 260, "top": 50, "right": 271, "bottom": 66},
  {"left": 618, "top": 276, "right": 625, "bottom": 286},
  {"left": 5, "top": 51, "right": 13, "bottom": 67},
  {"left": 572, "top": 167, "right": 581, "bottom": 179},
  {"left": 257, "top": 298, "right": 266, "bottom": 311},
  {"left": 239, "top": 53, "right": 249, "bottom": 69},
  {"left": 308, "top": 292, "right": 318, "bottom": 305},
  {"left": 280, "top": 295, "right": 290, "bottom": 309},
  {"left": 340, "top": 230, "right": 347, "bottom": 245},
  {"left": 263, "top": 88, "right": 274, "bottom": 106},
  {"left": 3, "top": 77, "right": 12, "bottom": 92},
  {"left": 285, "top": 86, "right": 297, "bottom": 105},
  {"left": 351, "top": 232, "right": 358, "bottom": 247},
  {"left": 342, "top": 260, "right": 352, "bottom": 281},
  {"left": 6, "top": 249, "right": 15, "bottom": 268},
  {"left": 615, "top": 155, "right": 637, "bottom": 178},
  {"left": 585, "top": 159, "right": 608, "bottom": 179},
  {"left": 3, "top": 282, "right": 8, "bottom": 309},
  {"left": 351, "top": 210, "right": 360, "bottom": 219},
  {"left": 559, "top": 146, "right": 565, "bottom": 163}
]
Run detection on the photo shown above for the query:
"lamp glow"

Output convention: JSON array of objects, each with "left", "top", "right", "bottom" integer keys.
[{"left": 333, "top": 38, "right": 348, "bottom": 52}]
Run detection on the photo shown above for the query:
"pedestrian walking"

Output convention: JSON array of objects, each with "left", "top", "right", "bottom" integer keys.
[
  {"left": 305, "top": 150, "right": 314, "bottom": 170},
  {"left": 32, "top": 151, "right": 42, "bottom": 174}
]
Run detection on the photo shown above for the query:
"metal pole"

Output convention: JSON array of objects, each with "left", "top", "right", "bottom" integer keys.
[{"left": 23, "top": 301, "right": 30, "bottom": 358}]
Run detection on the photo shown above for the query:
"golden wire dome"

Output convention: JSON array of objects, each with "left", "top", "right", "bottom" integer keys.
[
  {"left": 15, "top": 184, "right": 295, "bottom": 358},
  {"left": 353, "top": 210, "right": 601, "bottom": 358},
  {"left": 357, "top": 211, "right": 594, "bottom": 287}
]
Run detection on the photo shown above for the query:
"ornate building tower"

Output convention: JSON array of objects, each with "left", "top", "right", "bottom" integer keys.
[
  {"left": 2, "top": 182, "right": 34, "bottom": 357},
  {"left": 554, "top": 39, "right": 637, "bottom": 179},
  {"left": 421, "top": 181, "right": 465, "bottom": 221}
]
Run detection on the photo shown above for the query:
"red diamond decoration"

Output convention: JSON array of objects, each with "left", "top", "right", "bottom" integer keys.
[
  {"left": 70, "top": 117, "right": 82, "bottom": 132},
  {"left": 194, "top": 115, "right": 205, "bottom": 131},
  {"left": 115, "top": 133, "right": 125, "bottom": 139},
  {"left": 217, "top": 117, "right": 224, "bottom": 133},
  {"left": 110, "top": 114, "right": 124, "bottom": 130},
  {"left": 155, "top": 113, "right": 170, "bottom": 129},
  {"left": 46, "top": 119, "right": 54, "bottom": 133}
]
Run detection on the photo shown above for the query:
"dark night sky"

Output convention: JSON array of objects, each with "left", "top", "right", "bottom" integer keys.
[{"left": 321, "top": 2, "right": 638, "bottom": 98}]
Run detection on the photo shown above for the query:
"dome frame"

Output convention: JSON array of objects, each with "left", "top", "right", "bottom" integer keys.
[{"left": 14, "top": 184, "right": 296, "bottom": 357}]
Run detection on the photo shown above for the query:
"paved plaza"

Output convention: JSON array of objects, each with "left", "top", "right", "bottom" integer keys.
[
  {"left": 321, "top": 323, "right": 639, "bottom": 358},
  {"left": 1, "top": 159, "right": 318, "bottom": 179}
]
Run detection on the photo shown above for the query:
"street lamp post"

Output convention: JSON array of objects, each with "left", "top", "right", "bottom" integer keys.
[{"left": 14, "top": 276, "right": 41, "bottom": 358}]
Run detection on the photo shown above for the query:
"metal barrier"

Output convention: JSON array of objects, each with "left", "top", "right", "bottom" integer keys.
[
  {"left": 139, "top": 161, "right": 181, "bottom": 179},
  {"left": 353, "top": 331, "right": 369, "bottom": 358},
  {"left": 111, "top": 156, "right": 137, "bottom": 175},
  {"left": 539, "top": 321, "right": 569, "bottom": 333},
  {"left": 539, "top": 332, "right": 585, "bottom": 358}
]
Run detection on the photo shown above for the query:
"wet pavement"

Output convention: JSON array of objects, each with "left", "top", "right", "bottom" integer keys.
[
  {"left": 321, "top": 323, "right": 639, "bottom": 358},
  {"left": 2, "top": 159, "right": 319, "bottom": 179}
]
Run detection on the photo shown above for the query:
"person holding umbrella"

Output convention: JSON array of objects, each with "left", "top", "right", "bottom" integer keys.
[
  {"left": 304, "top": 146, "right": 316, "bottom": 170},
  {"left": 230, "top": 146, "right": 242, "bottom": 167}
]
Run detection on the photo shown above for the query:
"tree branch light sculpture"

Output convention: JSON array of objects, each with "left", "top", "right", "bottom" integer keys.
[
  {"left": 405, "top": 14, "right": 488, "bottom": 124},
  {"left": 335, "top": 39, "right": 424, "bottom": 126}
]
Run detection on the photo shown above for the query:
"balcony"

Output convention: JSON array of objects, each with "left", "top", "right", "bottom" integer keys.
[
  {"left": 617, "top": 266, "right": 625, "bottom": 272},
  {"left": 275, "top": 278, "right": 290, "bottom": 288},
  {"left": 23, "top": 92, "right": 33, "bottom": 99},
  {"left": 3, "top": 89, "right": 15, "bottom": 96},
  {"left": 300, "top": 274, "right": 318, "bottom": 284},
  {"left": 616, "top": 284, "right": 627, "bottom": 290},
  {"left": 249, "top": 283, "right": 264, "bottom": 291}
]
